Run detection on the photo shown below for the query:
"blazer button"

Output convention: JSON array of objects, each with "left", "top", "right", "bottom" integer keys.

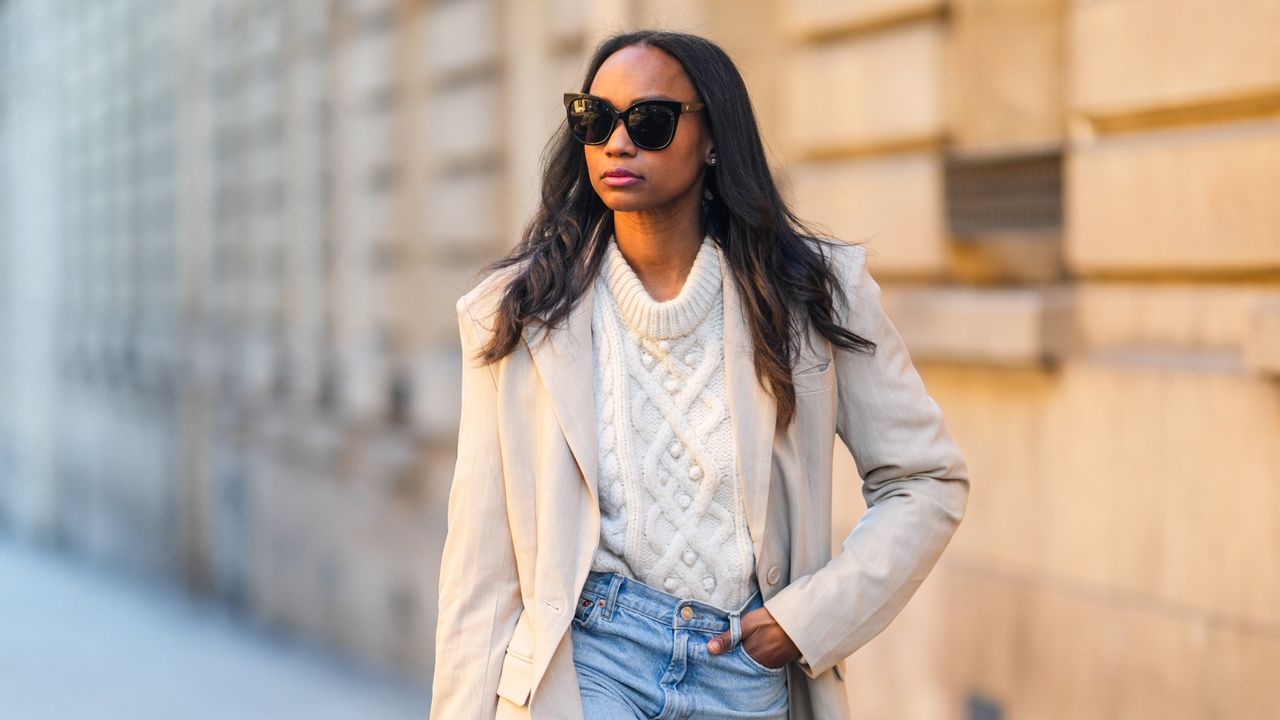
[{"left": 767, "top": 566, "right": 781, "bottom": 585}]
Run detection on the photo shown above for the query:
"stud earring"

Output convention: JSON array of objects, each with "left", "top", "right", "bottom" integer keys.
[{"left": 708, "top": 156, "right": 717, "bottom": 166}]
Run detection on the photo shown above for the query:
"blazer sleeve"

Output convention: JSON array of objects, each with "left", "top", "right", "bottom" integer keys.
[
  {"left": 429, "top": 296, "right": 524, "bottom": 720},
  {"left": 762, "top": 244, "right": 971, "bottom": 680}
]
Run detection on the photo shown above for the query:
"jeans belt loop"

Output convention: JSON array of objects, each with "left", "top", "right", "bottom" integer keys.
[{"left": 728, "top": 608, "right": 743, "bottom": 649}]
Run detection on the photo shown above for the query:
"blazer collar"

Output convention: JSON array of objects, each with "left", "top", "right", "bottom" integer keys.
[{"left": 523, "top": 255, "right": 777, "bottom": 559}]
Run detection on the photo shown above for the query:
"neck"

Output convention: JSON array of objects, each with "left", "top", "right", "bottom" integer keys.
[{"left": 611, "top": 199, "right": 705, "bottom": 303}]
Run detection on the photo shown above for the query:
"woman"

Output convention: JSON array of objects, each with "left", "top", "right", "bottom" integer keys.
[{"left": 430, "top": 29, "right": 969, "bottom": 720}]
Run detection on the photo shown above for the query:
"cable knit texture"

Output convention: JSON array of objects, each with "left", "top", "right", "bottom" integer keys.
[{"left": 590, "top": 233, "right": 760, "bottom": 613}]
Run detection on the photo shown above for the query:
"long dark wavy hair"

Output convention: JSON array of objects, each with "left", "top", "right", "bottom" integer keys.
[{"left": 473, "top": 29, "right": 876, "bottom": 429}]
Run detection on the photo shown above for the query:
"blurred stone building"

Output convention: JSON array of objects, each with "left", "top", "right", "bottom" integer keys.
[{"left": 1, "top": 0, "right": 1277, "bottom": 717}]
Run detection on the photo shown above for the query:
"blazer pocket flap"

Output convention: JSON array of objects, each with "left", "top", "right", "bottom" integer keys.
[
  {"left": 496, "top": 609, "right": 534, "bottom": 706},
  {"left": 793, "top": 358, "right": 834, "bottom": 394},
  {"left": 496, "top": 648, "right": 533, "bottom": 706},
  {"left": 794, "top": 358, "right": 831, "bottom": 375}
]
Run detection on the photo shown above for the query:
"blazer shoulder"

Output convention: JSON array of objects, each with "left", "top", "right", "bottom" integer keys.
[
  {"left": 455, "top": 260, "right": 525, "bottom": 330},
  {"left": 824, "top": 240, "right": 870, "bottom": 288},
  {"left": 812, "top": 239, "right": 873, "bottom": 319}
]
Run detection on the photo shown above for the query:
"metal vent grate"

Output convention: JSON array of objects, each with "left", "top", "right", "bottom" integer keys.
[
  {"left": 966, "top": 691, "right": 1003, "bottom": 720},
  {"left": 945, "top": 149, "right": 1063, "bottom": 237}
]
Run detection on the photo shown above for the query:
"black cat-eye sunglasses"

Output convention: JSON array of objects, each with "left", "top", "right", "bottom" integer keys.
[{"left": 563, "top": 92, "right": 706, "bottom": 151}]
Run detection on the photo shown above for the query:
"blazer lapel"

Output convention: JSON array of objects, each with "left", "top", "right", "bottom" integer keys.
[
  {"left": 522, "top": 256, "right": 778, "bottom": 561},
  {"left": 721, "top": 257, "right": 777, "bottom": 559},
  {"left": 523, "top": 280, "right": 600, "bottom": 508}
]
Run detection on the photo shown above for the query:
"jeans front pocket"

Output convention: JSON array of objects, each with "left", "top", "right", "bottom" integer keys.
[{"left": 735, "top": 643, "right": 787, "bottom": 675}]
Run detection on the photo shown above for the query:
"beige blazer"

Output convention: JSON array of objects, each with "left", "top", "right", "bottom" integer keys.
[{"left": 429, "top": 240, "right": 970, "bottom": 720}]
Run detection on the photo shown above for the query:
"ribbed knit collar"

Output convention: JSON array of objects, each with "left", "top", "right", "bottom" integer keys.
[{"left": 600, "top": 233, "right": 721, "bottom": 340}]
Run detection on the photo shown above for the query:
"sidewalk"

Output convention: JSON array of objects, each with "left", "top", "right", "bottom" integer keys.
[{"left": 0, "top": 534, "right": 431, "bottom": 719}]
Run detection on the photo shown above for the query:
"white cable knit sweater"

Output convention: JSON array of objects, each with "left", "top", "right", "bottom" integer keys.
[{"left": 590, "top": 232, "right": 760, "bottom": 612}]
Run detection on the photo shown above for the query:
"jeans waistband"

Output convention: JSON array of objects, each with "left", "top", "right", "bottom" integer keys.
[{"left": 580, "top": 570, "right": 764, "bottom": 647}]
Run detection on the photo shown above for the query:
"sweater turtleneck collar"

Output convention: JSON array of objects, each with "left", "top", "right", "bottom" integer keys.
[{"left": 600, "top": 233, "right": 722, "bottom": 340}]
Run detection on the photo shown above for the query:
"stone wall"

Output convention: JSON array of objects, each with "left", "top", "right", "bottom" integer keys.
[{"left": 1, "top": 0, "right": 1276, "bottom": 714}]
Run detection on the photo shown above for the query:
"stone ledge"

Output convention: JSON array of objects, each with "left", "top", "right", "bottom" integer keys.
[
  {"left": 880, "top": 284, "right": 1073, "bottom": 367},
  {"left": 1245, "top": 299, "right": 1280, "bottom": 376}
]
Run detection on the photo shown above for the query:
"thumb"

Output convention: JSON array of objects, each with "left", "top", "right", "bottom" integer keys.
[{"left": 708, "top": 630, "right": 732, "bottom": 654}]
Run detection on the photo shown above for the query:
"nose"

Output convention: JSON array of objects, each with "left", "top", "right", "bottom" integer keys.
[{"left": 603, "top": 115, "right": 635, "bottom": 155}]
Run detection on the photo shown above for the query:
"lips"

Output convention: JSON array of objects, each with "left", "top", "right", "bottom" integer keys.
[{"left": 601, "top": 167, "right": 642, "bottom": 188}]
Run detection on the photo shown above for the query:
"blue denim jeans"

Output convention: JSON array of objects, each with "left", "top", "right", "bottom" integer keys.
[{"left": 571, "top": 570, "right": 789, "bottom": 719}]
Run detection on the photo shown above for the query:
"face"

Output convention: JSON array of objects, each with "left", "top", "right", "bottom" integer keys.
[{"left": 582, "top": 44, "right": 714, "bottom": 214}]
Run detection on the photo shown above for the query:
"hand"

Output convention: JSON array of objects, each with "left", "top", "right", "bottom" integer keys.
[{"left": 706, "top": 606, "right": 800, "bottom": 670}]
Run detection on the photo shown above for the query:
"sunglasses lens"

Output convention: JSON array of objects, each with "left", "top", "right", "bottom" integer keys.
[
  {"left": 566, "top": 96, "right": 615, "bottom": 144},
  {"left": 626, "top": 103, "right": 677, "bottom": 150}
]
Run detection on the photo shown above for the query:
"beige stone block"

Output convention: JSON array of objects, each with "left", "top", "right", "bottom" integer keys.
[
  {"left": 939, "top": 568, "right": 1027, "bottom": 717},
  {"left": 420, "top": 257, "right": 486, "bottom": 345},
  {"left": 576, "top": 1, "right": 633, "bottom": 48},
  {"left": 1067, "top": 118, "right": 1280, "bottom": 272},
  {"left": 429, "top": 79, "right": 501, "bottom": 168},
  {"left": 1155, "top": 372, "right": 1280, "bottom": 628},
  {"left": 946, "top": 0, "right": 1066, "bottom": 152},
  {"left": 341, "top": 30, "right": 395, "bottom": 102},
  {"left": 341, "top": 343, "right": 392, "bottom": 422},
  {"left": 937, "top": 565, "right": 1280, "bottom": 720},
  {"left": 551, "top": 45, "right": 589, "bottom": 92},
  {"left": 1111, "top": 610, "right": 1209, "bottom": 720},
  {"left": 338, "top": 185, "right": 395, "bottom": 247},
  {"left": 634, "top": 0, "right": 711, "bottom": 31},
  {"left": 411, "top": 344, "right": 462, "bottom": 441},
  {"left": 705, "top": 0, "right": 788, "bottom": 142},
  {"left": 829, "top": 441, "right": 864, "bottom": 556},
  {"left": 329, "top": 431, "right": 436, "bottom": 674},
  {"left": 1015, "top": 585, "right": 1121, "bottom": 719},
  {"left": 785, "top": 152, "right": 947, "bottom": 275},
  {"left": 1204, "top": 627, "right": 1280, "bottom": 719},
  {"left": 879, "top": 284, "right": 1072, "bottom": 366},
  {"left": 246, "top": 426, "right": 317, "bottom": 633},
  {"left": 500, "top": 0, "right": 568, "bottom": 248},
  {"left": 1073, "top": 281, "right": 1275, "bottom": 358},
  {"left": 1039, "top": 364, "right": 1147, "bottom": 590},
  {"left": 784, "top": 22, "right": 945, "bottom": 156},
  {"left": 340, "top": 107, "right": 395, "bottom": 174},
  {"left": 346, "top": 0, "right": 397, "bottom": 23},
  {"left": 548, "top": 0, "right": 588, "bottom": 46},
  {"left": 427, "top": 169, "right": 503, "bottom": 250},
  {"left": 917, "top": 366, "right": 1056, "bottom": 578},
  {"left": 1024, "top": 588, "right": 1211, "bottom": 720},
  {"left": 840, "top": 557, "right": 953, "bottom": 718},
  {"left": 1070, "top": 0, "right": 1280, "bottom": 114},
  {"left": 270, "top": 479, "right": 330, "bottom": 637},
  {"left": 1245, "top": 299, "right": 1280, "bottom": 375},
  {"left": 784, "top": 0, "right": 944, "bottom": 38},
  {"left": 1041, "top": 362, "right": 1280, "bottom": 627},
  {"left": 304, "top": 475, "right": 362, "bottom": 651},
  {"left": 425, "top": 0, "right": 500, "bottom": 78}
]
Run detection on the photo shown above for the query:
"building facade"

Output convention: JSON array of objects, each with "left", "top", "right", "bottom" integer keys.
[{"left": 2, "top": 0, "right": 1278, "bottom": 716}]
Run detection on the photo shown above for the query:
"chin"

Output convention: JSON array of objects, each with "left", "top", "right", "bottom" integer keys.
[{"left": 596, "top": 192, "right": 654, "bottom": 213}]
